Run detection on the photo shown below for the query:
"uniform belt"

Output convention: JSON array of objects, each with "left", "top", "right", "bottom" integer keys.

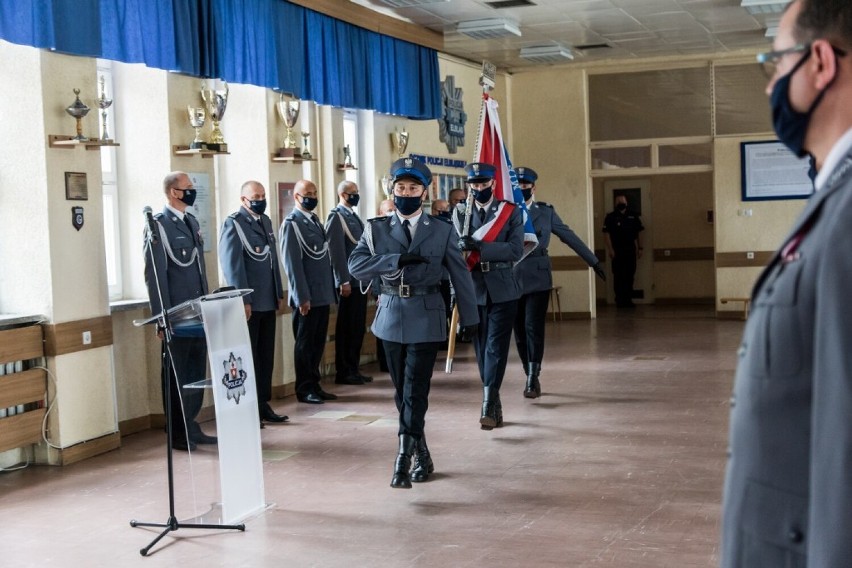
[
  {"left": 380, "top": 284, "right": 440, "bottom": 298},
  {"left": 528, "top": 249, "right": 549, "bottom": 258},
  {"left": 472, "top": 261, "right": 513, "bottom": 272}
]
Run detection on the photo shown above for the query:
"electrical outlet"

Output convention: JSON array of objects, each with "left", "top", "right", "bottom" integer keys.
[
  {"left": 746, "top": 252, "right": 755, "bottom": 260},
  {"left": 82, "top": 331, "right": 92, "bottom": 345}
]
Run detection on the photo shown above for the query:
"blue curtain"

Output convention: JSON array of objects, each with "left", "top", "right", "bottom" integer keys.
[{"left": 0, "top": 0, "right": 441, "bottom": 119}]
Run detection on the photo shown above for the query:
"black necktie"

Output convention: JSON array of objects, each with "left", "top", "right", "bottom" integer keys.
[
  {"left": 478, "top": 207, "right": 486, "bottom": 225},
  {"left": 184, "top": 216, "right": 195, "bottom": 241},
  {"left": 402, "top": 219, "right": 412, "bottom": 245}
]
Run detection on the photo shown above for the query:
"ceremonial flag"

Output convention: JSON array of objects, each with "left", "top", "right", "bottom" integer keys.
[{"left": 474, "top": 93, "right": 538, "bottom": 257}]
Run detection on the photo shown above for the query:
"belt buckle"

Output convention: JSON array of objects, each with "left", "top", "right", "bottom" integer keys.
[
  {"left": 480, "top": 261, "right": 491, "bottom": 272},
  {"left": 399, "top": 284, "right": 411, "bottom": 298}
]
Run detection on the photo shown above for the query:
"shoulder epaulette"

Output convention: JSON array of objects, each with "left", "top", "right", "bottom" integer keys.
[
  {"left": 368, "top": 216, "right": 390, "bottom": 224},
  {"left": 228, "top": 211, "right": 240, "bottom": 219},
  {"left": 538, "top": 201, "right": 553, "bottom": 209}
]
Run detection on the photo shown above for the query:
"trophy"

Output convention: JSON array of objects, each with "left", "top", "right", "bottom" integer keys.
[
  {"left": 187, "top": 106, "right": 206, "bottom": 150},
  {"left": 200, "top": 80, "right": 229, "bottom": 151},
  {"left": 341, "top": 144, "right": 355, "bottom": 169},
  {"left": 65, "top": 88, "right": 91, "bottom": 142},
  {"left": 275, "top": 93, "right": 300, "bottom": 156},
  {"left": 300, "top": 131, "right": 312, "bottom": 159},
  {"left": 97, "top": 76, "right": 113, "bottom": 142},
  {"left": 392, "top": 128, "right": 409, "bottom": 157}
]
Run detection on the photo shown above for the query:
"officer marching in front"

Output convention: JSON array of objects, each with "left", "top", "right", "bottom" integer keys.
[
  {"left": 512, "top": 167, "right": 605, "bottom": 398},
  {"left": 453, "top": 162, "right": 524, "bottom": 430},
  {"left": 349, "top": 157, "right": 478, "bottom": 489}
]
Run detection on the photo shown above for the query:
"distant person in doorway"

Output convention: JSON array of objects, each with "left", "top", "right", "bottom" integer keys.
[{"left": 602, "top": 195, "right": 643, "bottom": 308}]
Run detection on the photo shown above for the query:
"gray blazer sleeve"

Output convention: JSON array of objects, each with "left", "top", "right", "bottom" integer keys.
[
  {"left": 550, "top": 207, "right": 599, "bottom": 267},
  {"left": 280, "top": 219, "right": 309, "bottom": 307},
  {"left": 218, "top": 215, "right": 251, "bottom": 304},
  {"left": 325, "top": 211, "right": 351, "bottom": 287}
]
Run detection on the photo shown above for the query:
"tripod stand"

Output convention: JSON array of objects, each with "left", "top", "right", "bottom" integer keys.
[{"left": 131, "top": 207, "right": 245, "bottom": 556}]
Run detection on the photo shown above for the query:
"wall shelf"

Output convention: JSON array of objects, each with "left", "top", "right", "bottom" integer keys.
[
  {"left": 271, "top": 153, "right": 315, "bottom": 164},
  {"left": 48, "top": 134, "right": 120, "bottom": 150},
  {"left": 337, "top": 164, "right": 358, "bottom": 171},
  {"left": 172, "top": 145, "right": 230, "bottom": 158}
]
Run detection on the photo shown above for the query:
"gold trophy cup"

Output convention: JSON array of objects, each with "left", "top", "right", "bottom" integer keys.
[
  {"left": 275, "top": 93, "right": 300, "bottom": 156},
  {"left": 301, "top": 131, "right": 312, "bottom": 159},
  {"left": 187, "top": 106, "right": 206, "bottom": 150},
  {"left": 200, "top": 80, "right": 229, "bottom": 151},
  {"left": 66, "top": 88, "right": 91, "bottom": 142}
]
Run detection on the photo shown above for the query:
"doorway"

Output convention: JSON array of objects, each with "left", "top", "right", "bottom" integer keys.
[{"left": 603, "top": 180, "right": 654, "bottom": 305}]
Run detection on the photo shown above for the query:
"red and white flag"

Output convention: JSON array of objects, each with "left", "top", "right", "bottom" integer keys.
[{"left": 474, "top": 93, "right": 538, "bottom": 257}]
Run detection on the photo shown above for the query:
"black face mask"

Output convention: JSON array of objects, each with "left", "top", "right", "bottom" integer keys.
[
  {"left": 770, "top": 50, "right": 834, "bottom": 158},
  {"left": 178, "top": 188, "right": 197, "bottom": 207},
  {"left": 438, "top": 211, "right": 452, "bottom": 220},
  {"left": 521, "top": 189, "right": 533, "bottom": 202},
  {"left": 247, "top": 199, "right": 267, "bottom": 216},
  {"left": 300, "top": 196, "right": 318, "bottom": 211},
  {"left": 616, "top": 203, "right": 627, "bottom": 212},
  {"left": 473, "top": 187, "right": 493, "bottom": 204},
  {"left": 394, "top": 195, "right": 422, "bottom": 216},
  {"left": 345, "top": 193, "right": 360, "bottom": 207}
]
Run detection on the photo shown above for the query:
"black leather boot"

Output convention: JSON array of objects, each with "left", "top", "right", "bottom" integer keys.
[
  {"left": 480, "top": 386, "right": 498, "bottom": 430},
  {"left": 390, "top": 434, "right": 417, "bottom": 489},
  {"left": 411, "top": 436, "right": 434, "bottom": 483},
  {"left": 524, "top": 362, "right": 542, "bottom": 399},
  {"left": 495, "top": 392, "right": 504, "bottom": 427}
]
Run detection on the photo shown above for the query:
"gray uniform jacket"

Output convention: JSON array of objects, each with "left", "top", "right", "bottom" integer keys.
[
  {"left": 279, "top": 210, "right": 336, "bottom": 309},
  {"left": 348, "top": 214, "right": 478, "bottom": 344},
  {"left": 144, "top": 207, "right": 208, "bottom": 319},
  {"left": 721, "top": 153, "right": 852, "bottom": 567},
  {"left": 514, "top": 201, "right": 598, "bottom": 295},
  {"left": 452, "top": 200, "right": 524, "bottom": 305},
  {"left": 218, "top": 207, "right": 284, "bottom": 312},
  {"left": 326, "top": 205, "right": 364, "bottom": 287}
]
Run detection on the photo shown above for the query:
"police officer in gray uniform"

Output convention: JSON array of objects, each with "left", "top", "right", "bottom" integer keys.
[
  {"left": 512, "top": 167, "right": 605, "bottom": 398},
  {"left": 144, "top": 171, "right": 215, "bottom": 451},
  {"left": 454, "top": 162, "right": 524, "bottom": 430},
  {"left": 326, "top": 180, "right": 372, "bottom": 385},
  {"left": 280, "top": 179, "right": 338, "bottom": 405},
  {"left": 218, "top": 180, "right": 287, "bottom": 426},
  {"left": 349, "top": 157, "right": 478, "bottom": 489}
]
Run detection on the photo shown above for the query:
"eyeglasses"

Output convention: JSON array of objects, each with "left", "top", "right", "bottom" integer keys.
[{"left": 756, "top": 43, "right": 810, "bottom": 78}]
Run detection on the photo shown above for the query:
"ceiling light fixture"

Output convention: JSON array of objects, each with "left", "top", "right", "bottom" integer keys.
[
  {"left": 740, "top": 0, "right": 789, "bottom": 16},
  {"left": 456, "top": 18, "right": 522, "bottom": 40},
  {"left": 519, "top": 45, "right": 575, "bottom": 63}
]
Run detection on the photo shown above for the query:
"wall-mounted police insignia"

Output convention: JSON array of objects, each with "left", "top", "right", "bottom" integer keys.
[
  {"left": 439, "top": 75, "right": 466, "bottom": 154},
  {"left": 72, "top": 206, "right": 84, "bottom": 231},
  {"left": 221, "top": 352, "right": 248, "bottom": 403}
]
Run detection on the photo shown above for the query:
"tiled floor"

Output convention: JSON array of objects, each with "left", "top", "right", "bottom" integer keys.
[{"left": 0, "top": 306, "right": 740, "bottom": 567}]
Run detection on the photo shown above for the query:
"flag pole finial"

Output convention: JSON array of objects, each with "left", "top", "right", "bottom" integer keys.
[{"left": 479, "top": 60, "right": 496, "bottom": 95}]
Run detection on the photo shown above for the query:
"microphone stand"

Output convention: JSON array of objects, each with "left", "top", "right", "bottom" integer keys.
[{"left": 130, "top": 209, "right": 245, "bottom": 556}]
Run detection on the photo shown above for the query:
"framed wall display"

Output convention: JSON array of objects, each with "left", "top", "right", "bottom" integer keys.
[
  {"left": 65, "top": 172, "right": 88, "bottom": 200},
  {"left": 741, "top": 141, "right": 814, "bottom": 201},
  {"left": 277, "top": 181, "right": 296, "bottom": 226}
]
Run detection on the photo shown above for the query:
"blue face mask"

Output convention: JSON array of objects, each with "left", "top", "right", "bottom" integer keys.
[
  {"left": 345, "top": 193, "right": 360, "bottom": 207},
  {"left": 473, "top": 187, "right": 493, "bottom": 204},
  {"left": 770, "top": 50, "right": 833, "bottom": 158},
  {"left": 394, "top": 195, "right": 422, "bottom": 216},
  {"left": 300, "top": 196, "right": 318, "bottom": 211},
  {"left": 248, "top": 199, "right": 267, "bottom": 215},
  {"left": 178, "top": 189, "right": 197, "bottom": 207}
]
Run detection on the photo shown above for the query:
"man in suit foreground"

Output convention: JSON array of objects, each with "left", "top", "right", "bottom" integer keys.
[
  {"left": 144, "top": 171, "right": 215, "bottom": 451},
  {"left": 349, "top": 157, "right": 478, "bottom": 488},
  {"left": 218, "top": 180, "right": 287, "bottom": 426},
  {"left": 512, "top": 167, "right": 605, "bottom": 398},
  {"left": 280, "top": 179, "right": 338, "bottom": 405},
  {"left": 721, "top": 1, "right": 852, "bottom": 566}
]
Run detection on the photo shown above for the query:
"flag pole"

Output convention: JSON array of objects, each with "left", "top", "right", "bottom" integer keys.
[{"left": 446, "top": 61, "right": 496, "bottom": 374}]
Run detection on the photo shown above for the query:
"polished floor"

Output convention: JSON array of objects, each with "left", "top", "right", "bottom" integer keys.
[{"left": 0, "top": 306, "right": 740, "bottom": 567}]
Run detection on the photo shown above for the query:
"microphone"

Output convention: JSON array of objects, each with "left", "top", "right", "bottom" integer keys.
[{"left": 143, "top": 206, "right": 158, "bottom": 240}]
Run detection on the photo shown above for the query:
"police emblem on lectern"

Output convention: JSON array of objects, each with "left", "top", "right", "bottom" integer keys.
[{"left": 221, "top": 352, "right": 248, "bottom": 404}]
